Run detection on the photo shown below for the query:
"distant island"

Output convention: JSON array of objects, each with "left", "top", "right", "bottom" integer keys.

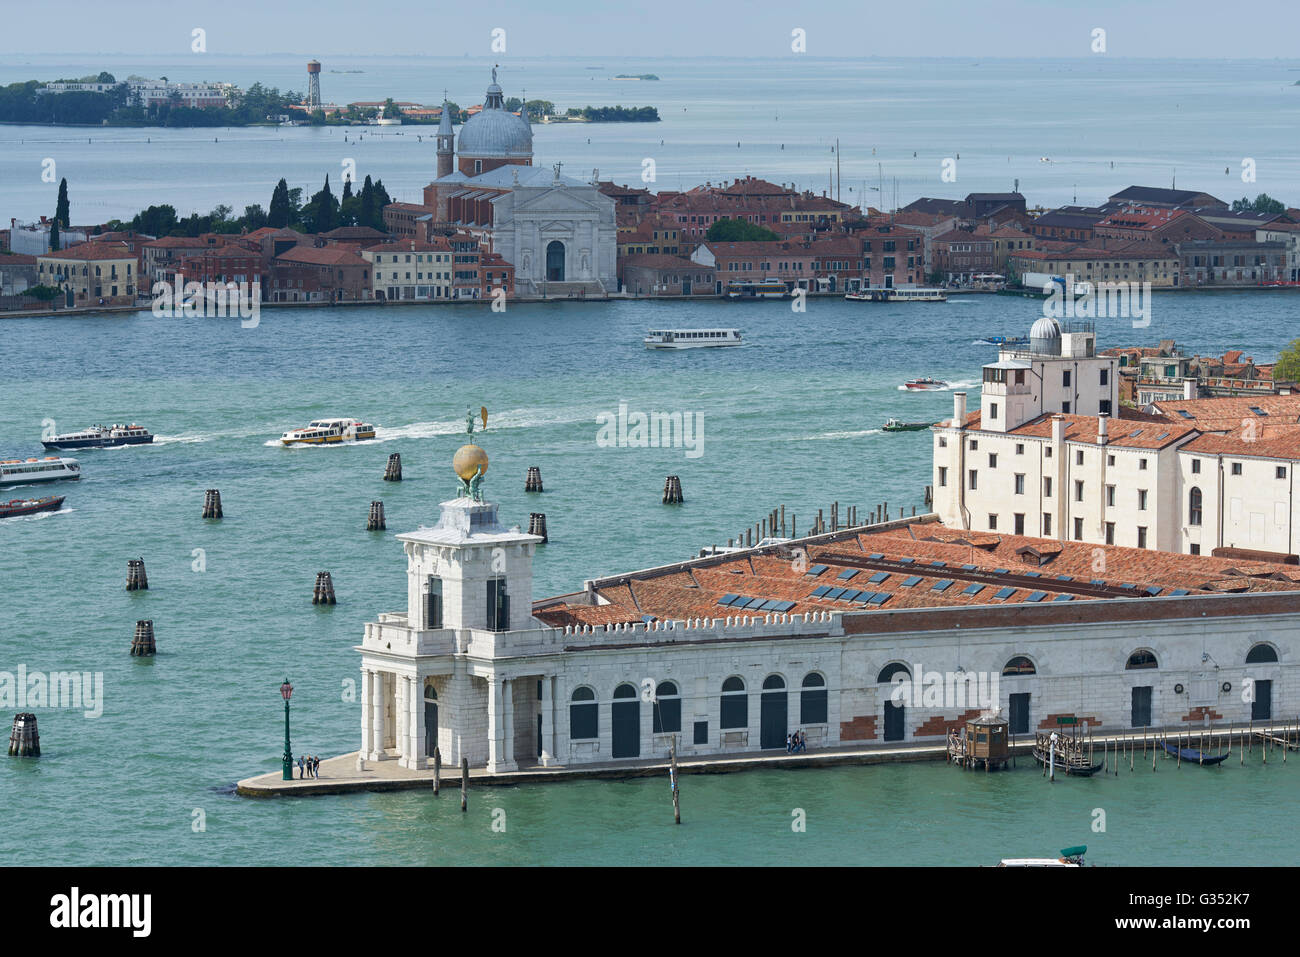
[{"left": 614, "top": 74, "right": 660, "bottom": 81}]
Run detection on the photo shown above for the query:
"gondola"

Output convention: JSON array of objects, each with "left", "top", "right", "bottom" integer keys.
[
  {"left": 1030, "top": 745, "right": 1105, "bottom": 776},
  {"left": 1161, "top": 742, "right": 1230, "bottom": 766}
]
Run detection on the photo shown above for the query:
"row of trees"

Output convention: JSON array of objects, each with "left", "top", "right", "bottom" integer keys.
[
  {"left": 1231, "top": 193, "right": 1287, "bottom": 214},
  {"left": 567, "top": 105, "right": 660, "bottom": 122},
  {"left": 99, "top": 174, "right": 393, "bottom": 238},
  {"left": 0, "top": 79, "right": 304, "bottom": 127}
]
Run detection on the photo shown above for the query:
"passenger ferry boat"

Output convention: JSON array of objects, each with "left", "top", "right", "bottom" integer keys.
[
  {"left": 845, "top": 287, "right": 948, "bottom": 302},
  {"left": 0, "top": 457, "right": 81, "bottom": 486},
  {"left": 644, "top": 329, "right": 743, "bottom": 350},
  {"left": 724, "top": 279, "right": 788, "bottom": 299},
  {"left": 42, "top": 424, "right": 153, "bottom": 450},
  {"left": 280, "top": 418, "right": 377, "bottom": 445}
]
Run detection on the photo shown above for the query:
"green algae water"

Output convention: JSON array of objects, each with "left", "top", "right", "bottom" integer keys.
[{"left": 2, "top": 294, "right": 1298, "bottom": 865}]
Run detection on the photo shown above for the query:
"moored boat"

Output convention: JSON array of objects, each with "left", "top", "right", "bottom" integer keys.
[
  {"left": 0, "top": 457, "right": 81, "bottom": 486},
  {"left": 998, "top": 846, "right": 1088, "bottom": 867},
  {"left": 903, "top": 377, "right": 949, "bottom": 391},
  {"left": 883, "top": 418, "right": 936, "bottom": 432},
  {"left": 42, "top": 423, "right": 153, "bottom": 450},
  {"left": 1161, "top": 741, "right": 1230, "bottom": 766},
  {"left": 1032, "top": 730, "right": 1105, "bottom": 776},
  {"left": 644, "top": 329, "right": 743, "bottom": 350},
  {"left": 845, "top": 286, "right": 947, "bottom": 302},
  {"left": 280, "top": 418, "right": 377, "bottom": 445},
  {"left": 0, "top": 495, "right": 65, "bottom": 518}
]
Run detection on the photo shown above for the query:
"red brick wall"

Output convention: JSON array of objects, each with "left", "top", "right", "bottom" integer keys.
[
  {"left": 840, "top": 715, "right": 877, "bottom": 741},
  {"left": 1180, "top": 705, "right": 1224, "bottom": 723},
  {"left": 1037, "top": 712, "right": 1102, "bottom": 730},
  {"left": 913, "top": 708, "right": 983, "bottom": 737}
]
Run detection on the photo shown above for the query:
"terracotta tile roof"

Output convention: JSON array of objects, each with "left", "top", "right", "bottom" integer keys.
[
  {"left": 361, "top": 238, "right": 450, "bottom": 253},
  {"left": 39, "top": 241, "right": 135, "bottom": 261},
  {"left": 274, "top": 245, "right": 369, "bottom": 267},
  {"left": 1000, "top": 412, "right": 1196, "bottom": 449},
  {"left": 1180, "top": 431, "right": 1300, "bottom": 461},
  {"left": 1150, "top": 395, "right": 1300, "bottom": 435}
]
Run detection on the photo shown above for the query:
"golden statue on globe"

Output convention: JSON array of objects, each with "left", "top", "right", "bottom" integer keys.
[{"left": 453, "top": 406, "right": 489, "bottom": 501}]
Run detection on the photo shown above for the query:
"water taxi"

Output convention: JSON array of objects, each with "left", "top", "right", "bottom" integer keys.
[
  {"left": 997, "top": 846, "right": 1088, "bottom": 867},
  {"left": 724, "top": 279, "right": 788, "bottom": 299},
  {"left": 903, "top": 377, "right": 949, "bottom": 391},
  {"left": 882, "top": 418, "right": 936, "bottom": 432},
  {"left": 42, "top": 424, "right": 154, "bottom": 450},
  {"left": 0, "top": 457, "right": 81, "bottom": 486},
  {"left": 644, "top": 329, "right": 743, "bottom": 350},
  {"left": 0, "top": 495, "right": 66, "bottom": 518},
  {"left": 845, "top": 287, "right": 947, "bottom": 302},
  {"left": 279, "top": 418, "right": 377, "bottom": 446}
]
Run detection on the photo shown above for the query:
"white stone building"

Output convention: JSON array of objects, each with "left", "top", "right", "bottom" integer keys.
[{"left": 357, "top": 434, "right": 1299, "bottom": 772}]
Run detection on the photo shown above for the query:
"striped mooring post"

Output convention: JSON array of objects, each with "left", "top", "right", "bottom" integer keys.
[
  {"left": 528, "top": 512, "right": 548, "bottom": 543},
  {"left": 130, "top": 620, "right": 156, "bottom": 657},
  {"left": 202, "top": 488, "right": 223, "bottom": 519},
  {"left": 313, "top": 571, "right": 337, "bottom": 605},
  {"left": 367, "top": 501, "right": 386, "bottom": 531},
  {"left": 126, "top": 557, "right": 149, "bottom": 591},
  {"left": 525, "top": 466, "right": 544, "bottom": 492},
  {"left": 8, "top": 713, "right": 39, "bottom": 757},
  {"left": 662, "top": 475, "right": 684, "bottom": 504},
  {"left": 383, "top": 453, "right": 402, "bottom": 482}
]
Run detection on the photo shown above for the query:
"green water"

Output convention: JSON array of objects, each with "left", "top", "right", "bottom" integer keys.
[{"left": 2, "top": 295, "right": 1298, "bottom": 865}]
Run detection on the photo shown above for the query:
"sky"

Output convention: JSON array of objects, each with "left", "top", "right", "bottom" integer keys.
[{"left": 1, "top": 0, "right": 1299, "bottom": 60}]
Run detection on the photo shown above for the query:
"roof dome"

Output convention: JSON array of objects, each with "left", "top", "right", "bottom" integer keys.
[
  {"left": 457, "top": 108, "right": 533, "bottom": 158},
  {"left": 457, "top": 68, "right": 533, "bottom": 160},
  {"left": 1029, "top": 315, "right": 1062, "bottom": 355}
]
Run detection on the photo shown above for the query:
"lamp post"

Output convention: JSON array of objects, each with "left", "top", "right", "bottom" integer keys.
[{"left": 280, "top": 678, "right": 294, "bottom": 781}]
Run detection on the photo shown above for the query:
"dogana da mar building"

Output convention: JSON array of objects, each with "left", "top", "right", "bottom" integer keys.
[{"left": 357, "top": 417, "right": 1298, "bottom": 773}]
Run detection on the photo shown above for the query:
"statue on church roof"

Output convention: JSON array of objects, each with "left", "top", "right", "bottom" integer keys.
[{"left": 453, "top": 407, "right": 490, "bottom": 501}]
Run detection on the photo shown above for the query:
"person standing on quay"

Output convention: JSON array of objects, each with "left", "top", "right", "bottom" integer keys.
[{"left": 298, "top": 755, "right": 305, "bottom": 779}]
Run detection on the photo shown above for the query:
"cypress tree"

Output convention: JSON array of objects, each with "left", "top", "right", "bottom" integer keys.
[
  {"left": 268, "top": 178, "right": 292, "bottom": 229},
  {"left": 56, "top": 178, "right": 70, "bottom": 227},
  {"left": 48, "top": 217, "right": 60, "bottom": 252}
]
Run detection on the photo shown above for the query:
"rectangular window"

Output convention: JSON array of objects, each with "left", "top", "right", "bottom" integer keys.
[
  {"left": 969, "top": 470, "right": 978, "bottom": 490},
  {"left": 1045, "top": 447, "right": 1052, "bottom": 458},
  {"left": 1062, "top": 401, "right": 1071, "bottom": 414},
  {"left": 1137, "top": 526, "right": 1148, "bottom": 548},
  {"left": 1191, "top": 459, "right": 1201, "bottom": 474},
  {"left": 1044, "top": 477, "right": 1053, "bottom": 497},
  {"left": 969, "top": 440, "right": 978, "bottom": 451},
  {"left": 988, "top": 514, "right": 998, "bottom": 530},
  {"left": 693, "top": 720, "right": 708, "bottom": 745},
  {"left": 938, "top": 466, "right": 948, "bottom": 487},
  {"left": 1063, "top": 370, "right": 1072, "bottom": 387},
  {"left": 1190, "top": 543, "right": 1201, "bottom": 555},
  {"left": 1076, "top": 450, "right": 1084, "bottom": 465},
  {"left": 1043, "top": 513, "right": 1052, "bottom": 536},
  {"left": 1278, "top": 466, "right": 1288, "bottom": 480},
  {"left": 486, "top": 578, "right": 509, "bottom": 632},
  {"left": 1075, "top": 479, "right": 1084, "bottom": 502},
  {"left": 1015, "top": 443, "right": 1024, "bottom": 455},
  {"left": 1105, "top": 522, "right": 1115, "bottom": 544},
  {"left": 1138, "top": 489, "right": 1148, "bottom": 510},
  {"left": 653, "top": 694, "right": 682, "bottom": 734},
  {"left": 1073, "top": 517, "right": 1084, "bottom": 540},
  {"left": 1100, "top": 368, "right": 1109, "bottom": 386},
  {"left": 1106, "top": 485, "right": 1115, "bottom": 507},
  {"left": 424, "top": 577, "right": 443, "bottom": 629},
  {"left": 1014, "top": 513, "right": 1025, "bottom": 535},
  {"left": 990, "top": 402, "right": 999, "bottom": 420},
  {"left": 1139, "top": 459, "right": 1148, "bottom": 471},
  {"left": 988, "top": 453, "right": 997, "bottom": 469},
  {"left": 1231, "top": 462, "right": 1242, "bottom": 475},
  {"left": 1107, "top": 455, "right": 1115, "bottom": 466},
  {"left": 1014, "top": 473, "right": 1025, "bottom": 495}
]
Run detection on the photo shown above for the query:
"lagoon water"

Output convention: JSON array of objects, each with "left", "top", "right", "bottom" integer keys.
[{"left": 2, "top": 293, "right": 1299, "bottom": 865}]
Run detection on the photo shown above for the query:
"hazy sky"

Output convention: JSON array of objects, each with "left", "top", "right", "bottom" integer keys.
[{"left": 2, "top": 0, "right": 1299, "bottom": 59}]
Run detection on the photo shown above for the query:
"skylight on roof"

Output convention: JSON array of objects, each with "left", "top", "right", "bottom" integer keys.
[
  {"left": 963, "top": 583, "right": 985, "bottom": 596},
  {"left": 1052, "top": 594, "right": 1074, "bottom": 602},
  {"left": 932, "top": 579, "right": 954, "bottom": 592},
  {"left": 810, "top": 585, "right": 831, "bottom": 597},
  {"left": 806, "top": 564, "right": 828, "bottom": 576},
  {"left": 1130, "top": 429, "right": 1143, "bottom": 437},
  {"left": 994, "top": 586, "right": 1015, "bottom": 599},
  {"left": 1155, "top": 432, "right": 1169, "bottom": 441},
  {"left": 1025, "top": 591, "right": 1047, "bottom": 602},
  {"left": 868, "top": 553, "right": 884, "bottom": 560},
  {"left": 1177, "top": 410, "right": 1194, "bottom": 419},
  {"left": 930, "top": 561, "right": 947, "bottom": 568},
  {"left": 1250, "top": 407, "right": 1268, "bottom": 416},
  {"left": 901, "top": 576, "right": 923, "bottom": 588},
  {"left": 837, "top": 569, "right": 859, "bottom": 581},
  {"left": 868, "top": 592, "right": 890, "bottom": 605},
  {"left": 868, "top": 572, "right": 889, "bottom": 584}
]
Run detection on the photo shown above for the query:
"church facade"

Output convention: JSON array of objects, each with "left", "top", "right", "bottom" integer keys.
[{"left": 420, "top": 70, "right": 617, "bottom": 297}]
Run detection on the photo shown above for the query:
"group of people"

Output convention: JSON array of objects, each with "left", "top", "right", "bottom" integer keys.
[
  {"left": 785, "top": 730, "right": 808, "bottom": 753},
  {"left": 297, "top": 754, "right": 322, "bottom": 779}
]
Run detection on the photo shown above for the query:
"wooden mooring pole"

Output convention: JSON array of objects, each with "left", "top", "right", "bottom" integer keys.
[
  {"left": 460, "top": 757, "right": 469, "bottom": 812},
  {"left": 670, "top": 736, "right": 681, "bottom": 825},
  {"left": 383, "top": 453, "right": 402, "bottom": 482},
  {"left": 366, "top": 500, "right": 386, "bottom": 530},
  {"left": 202, "top": 488, "right": 223, "bottom": 519},
  {"left": 433, "top": 747, "right": 441, "bottom": 796},
  {"left": 126, "top": 557, "right": 149, "bottom": 591},
  {"left": 7, "top": 713, "right": 39, "bottom": 757},
  {"left": 312, "top": 571, "right": 336, "bottom": 605}
]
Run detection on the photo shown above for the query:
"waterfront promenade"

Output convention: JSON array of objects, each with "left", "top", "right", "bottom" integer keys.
[{"left": 235, "top": 724, "right": 1295, "bottom": 797}]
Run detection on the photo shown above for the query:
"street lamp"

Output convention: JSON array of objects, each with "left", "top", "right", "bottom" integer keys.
[{"left": 280, "top": 678, "right": 294, "bottom": 781}]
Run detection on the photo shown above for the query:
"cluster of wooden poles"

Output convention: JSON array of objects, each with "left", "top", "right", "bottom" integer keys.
[
  {"left": 725, "top": 501, "right": 924, "bottom": 548},
  {"left": 1044, "top": 721, "right": 1300, "bottom": 777}
]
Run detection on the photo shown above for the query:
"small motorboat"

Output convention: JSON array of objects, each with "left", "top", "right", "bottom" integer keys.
[
  {"left": 998, "top": 846, "right": 1088, "bottom": 867},
  {"left": 0, "top": 495, "right": 65, "bottom": 518},
  {"left": 904, "top": 377, "right": 948, "bottom": 391},
  {"left": 1161, "top": 742, "right": 1230, "bottom": 766},
  {"left": 883, "top": 418, "right": 936, "bottom": 433},
  {"left": 974, "top": 335, "right": 1029, "bottom": 347}
]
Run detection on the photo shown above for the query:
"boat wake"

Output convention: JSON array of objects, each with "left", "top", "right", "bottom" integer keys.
[
  {"left": 799, "top": 428, "right": 883, "bottom": 441},
  {"left": 0, "top": 506, "right": 73, "bottom": 524}
]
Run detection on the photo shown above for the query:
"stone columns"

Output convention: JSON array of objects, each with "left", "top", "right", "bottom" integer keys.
[
  {"left": 369, "top": 669, "right": 385, "bottom": 760},
  {"left": 408, "top": 676, "right": 427, "bottom": 770},
  {"left": 395, "top": 674, "right": 407, "bottom": 760},
  {"left": 539, "top": 675, "right": 557, "bottom": 766},
  {"left": 502, "top": 679, "right": 515, "bottom": 769},
  {"left": 486, "top": 676, "right": 517, "bottom": 773},
  {"left": 360, "top": 667, "right": 372, "bottom": 759}
]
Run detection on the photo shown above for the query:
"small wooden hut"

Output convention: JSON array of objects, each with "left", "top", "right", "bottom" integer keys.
[{"left": 947, "top": 711, "right": 1012, "bottom": 771}]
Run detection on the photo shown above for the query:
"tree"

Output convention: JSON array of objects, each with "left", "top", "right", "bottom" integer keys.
[
  {"left": 241, "top": 204, "right": 268, "bottom": 230},
  {"left": 705, "top": 218, "right": 779, "bottom": 242},
  {"left": 1231, "top": 193, "right": 1286, "bottom": 215},
  {"left": 55, "top": 178, "right": 70, "bottom": 227},
  {"left": 268, "top": 178, "right": 293, "bottom": 228},
  {"left": 303, "top": 174, "right": 339, "bottom": 233},
  {"left": 339, "top": 177, "right": 358, "bottom": 228},
  {"left": 48, "top": 217, "right": 60, "bottom": 252},
  {"left": 1275, "top": 338, "right": 1300, "bottom": 384}
]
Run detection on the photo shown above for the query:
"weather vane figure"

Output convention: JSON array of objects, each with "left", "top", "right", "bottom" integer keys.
[{"left": 453, "top": 406, "right": 490, "bottom": 501}]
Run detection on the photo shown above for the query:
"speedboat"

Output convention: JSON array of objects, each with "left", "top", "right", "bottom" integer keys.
[
  {"left": 0, "top": 495, "right": 65, "bottom": 518},
  {"left": 0, "top": 457, "right": 81, "bottom": 486},
  {"left": 42, "top": 424, "right": 153, "bottom": 449},
  {"left": 904, "top": 377, "right": 948, "bottom": 391},
  {"left": 998, "top": 846, "right": 1088, "bottom": 867},
  {"left": 883, "top": 418, "right": 936, "bottom": 432},
  {"left": 280, "top": 418, "right": 377, "bottom": 445}
]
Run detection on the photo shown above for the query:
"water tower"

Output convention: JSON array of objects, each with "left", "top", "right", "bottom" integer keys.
[{"left": 306, "top": 59, "right": 321, "bottom": 111}]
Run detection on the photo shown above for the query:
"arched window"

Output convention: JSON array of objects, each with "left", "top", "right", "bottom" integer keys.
[
  {"left": 653, "top": 681, "right": 681, "bottom": 733},
  {"left": 877, "top": 662, "right": 910, "bottom": 684},
  {"left": 1189, "top": 487, "right": 1203, "bottom": 526},
  {"left": 1003, "top": 655, "right": 1036, "bottom": 676},
  {"left": 721, "top": 676, "right": 747, "bottom": 729},
  {"left": 570, "top": 686, "right": 598, "bottom": 740},
  {"left": 1246, "top": 643, "right": 1278, "bottom": 664},
  {"left": 1126, "top": 650, "right": 1158, "bottom": 670},
  {"left": 801, "top": 672, "right": 828, "bottom": 724},
  {"left": 613, "top": 683, "right": 637, "bottom": 699},
  {"left": 423, "top": 683, "right": 437, "bottom": 701},
  {"left": 762, "top": 674, "right": 786, "bottom": 690}
]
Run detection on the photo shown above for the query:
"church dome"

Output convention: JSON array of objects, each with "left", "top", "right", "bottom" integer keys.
[{"left": 457, "top": 70, "right": 533, "bottom": 159}]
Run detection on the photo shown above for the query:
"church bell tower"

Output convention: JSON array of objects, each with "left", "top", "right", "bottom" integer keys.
[{"left": 436, "top": 98, "right": 455, "bottom": 179}]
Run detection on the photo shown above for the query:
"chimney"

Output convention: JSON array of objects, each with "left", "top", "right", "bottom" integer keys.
[
  {"left": 1183, "top": 379, "right": 1197, "bottom": 400},
  {"left": 953, "top": 391, "right": 967, "bottom": 427},
  {"left": 1051, "top": 414, "right": 1067, "bottom": 445},
  {"left": 1097, "top": 413, "right": 1109, "bottom": 445}
]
